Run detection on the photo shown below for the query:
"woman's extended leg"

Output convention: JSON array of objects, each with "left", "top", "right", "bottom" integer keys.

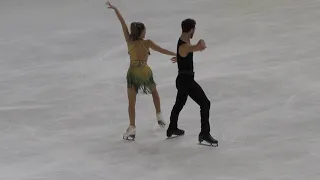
[{"left": 151, "top": 86, "right": 166, "bottom": 127}]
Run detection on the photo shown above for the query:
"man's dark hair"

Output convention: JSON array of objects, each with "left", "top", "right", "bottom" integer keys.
[{"left": 181, "top": 18, "right": 196, "bottom": 33}]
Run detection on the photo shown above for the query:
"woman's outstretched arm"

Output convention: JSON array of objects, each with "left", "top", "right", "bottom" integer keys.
[
  {"left": 106, "top": 1, "right": 130, "bottom": 41},
  {"left": 148, "top": 39, "right": 176, "bottom": 56}
]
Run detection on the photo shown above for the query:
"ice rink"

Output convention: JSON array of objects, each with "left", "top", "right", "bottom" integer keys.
[{"left": 1, "top": 0, "right": 320, "bottom": 179}]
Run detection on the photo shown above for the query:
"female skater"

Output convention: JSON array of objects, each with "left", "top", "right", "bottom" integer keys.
[{"left": 106, "top": 1, "right": 177, "bottom": 140}]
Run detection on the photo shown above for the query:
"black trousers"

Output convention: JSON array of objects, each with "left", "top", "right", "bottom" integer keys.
[{"left": 169, "top": 73, "right": 211, "bottom": 135}]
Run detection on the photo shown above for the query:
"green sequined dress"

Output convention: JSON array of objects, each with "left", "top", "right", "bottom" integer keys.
[{"left": 126, "top": 60, "right": 156, "bottom": 94}]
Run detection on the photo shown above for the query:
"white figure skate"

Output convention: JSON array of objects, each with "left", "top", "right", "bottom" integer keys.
[
  {"left": 156, "top": 112, "right": 166, "bottom": 128},
  {"left": 123, "top": 125, "right": 136, "bottom": 140}
]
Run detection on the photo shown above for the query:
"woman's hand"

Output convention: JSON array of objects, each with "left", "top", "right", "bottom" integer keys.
[
  {"left": 106, "top": 1, "right": 117, "bottom": 10},
  {"left": 105, "top": 1, "right": 129, "bottom": 41}
]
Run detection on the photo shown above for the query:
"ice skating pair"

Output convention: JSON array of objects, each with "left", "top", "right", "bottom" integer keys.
[{"left": 123, "top": 112, "right": 166, "bottom": 140}]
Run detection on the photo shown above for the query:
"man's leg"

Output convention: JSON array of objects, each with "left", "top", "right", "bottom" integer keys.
[
  {"left": 167, "top": 75, "right": 189, "bottom": 137},
  {"left": 169, "top": 89, "right": 188, "bottom": 130},
  {"left": 188, "top": 80, "right": 211, "bottom": 135}
]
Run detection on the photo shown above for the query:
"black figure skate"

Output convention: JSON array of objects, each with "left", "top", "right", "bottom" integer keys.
[{"left": 198, "top": 133, "right": 218, "bottom": 147}]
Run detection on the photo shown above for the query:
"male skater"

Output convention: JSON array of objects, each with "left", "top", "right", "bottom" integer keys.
[{"left": 167, "top": 18, "right": 218, "bottom": 145}]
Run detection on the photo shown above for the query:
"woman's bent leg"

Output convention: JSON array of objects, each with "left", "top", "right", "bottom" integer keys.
[
  {"left": 151, "top": 86, "right": 161, "bottom": 113},
  {"left": 151, "top": 86, "right": 166, "bottom": 127}
]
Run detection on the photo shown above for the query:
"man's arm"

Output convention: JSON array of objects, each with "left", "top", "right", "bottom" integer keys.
[{"left": 179, "top": 39, "right": 206, "bottom": 57}]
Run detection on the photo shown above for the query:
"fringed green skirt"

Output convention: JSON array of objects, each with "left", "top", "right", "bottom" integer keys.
[{"left": 126, "top": 61, "right": 156, "bottom": 94}]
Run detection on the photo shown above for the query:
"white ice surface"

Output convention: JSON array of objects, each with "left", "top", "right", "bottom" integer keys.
[{"left": 1, "top": 0, "right": 320, "bottom": 179}]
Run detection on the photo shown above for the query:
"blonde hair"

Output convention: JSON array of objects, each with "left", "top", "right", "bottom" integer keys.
[{"left": 129, "top": 22, "right": 145, "bottom": 41}]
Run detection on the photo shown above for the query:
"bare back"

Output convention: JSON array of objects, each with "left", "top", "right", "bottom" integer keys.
[{"left": 127, "top": 40, "right": 150, "bottom": 63}]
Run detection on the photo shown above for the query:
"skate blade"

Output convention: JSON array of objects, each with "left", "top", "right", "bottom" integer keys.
[
  {"left": 198, "top": 140, "right": 218, "bottom": 147},
  {"left": 123, "top": 135, "right": 135, "bottom": 141},
  {"left": 166, "top": 134, "right": 184, "bottom": 139}
]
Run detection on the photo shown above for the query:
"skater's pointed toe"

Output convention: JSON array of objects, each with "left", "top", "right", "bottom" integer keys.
[
  {"left": 156, "top": 112, "right": 166, "bottom": 128},
  {"left": 158, "top": 120, "right": 166, "bottom": 127}
]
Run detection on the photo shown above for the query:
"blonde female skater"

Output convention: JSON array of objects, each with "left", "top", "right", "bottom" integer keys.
[{"left": 106, "top": 1, "right": 177, "bottom": 140}]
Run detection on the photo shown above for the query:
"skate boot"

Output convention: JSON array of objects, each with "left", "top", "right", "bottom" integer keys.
[
  {"left": 123, "top": 125, "right": 136, "bottom": 140},
  {"left": 198, "top": 133, "right": 218, "bottom": 146},
  {"left": 156, "top": 112, "right": 166, "bottom": 128},
  {"left": 166, "top": 127, "right": 185, "bottom": 138}
]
